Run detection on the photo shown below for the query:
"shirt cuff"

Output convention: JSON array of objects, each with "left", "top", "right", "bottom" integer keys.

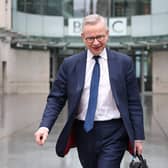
[
  {"left": 135, "top": 140, "right": 144, "bottom": 143},
  {"left": 39, "top": 127, "right": 49, "bottom": 132}
]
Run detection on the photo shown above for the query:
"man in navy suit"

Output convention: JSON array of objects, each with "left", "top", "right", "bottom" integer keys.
[{"left": 35, "top": 14, "right": 145, "bottom": 168}]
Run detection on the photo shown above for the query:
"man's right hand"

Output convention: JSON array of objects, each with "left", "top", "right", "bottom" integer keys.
[{"left": 34, "top": 127, "right": 49, "bottom": 145}]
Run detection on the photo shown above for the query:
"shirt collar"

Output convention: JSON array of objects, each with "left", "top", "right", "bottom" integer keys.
[{"left": 87, "top": 48, "right": 107, "bottom": 61}]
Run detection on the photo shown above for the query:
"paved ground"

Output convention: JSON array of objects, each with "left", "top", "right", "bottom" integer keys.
[{"left": 0, "top": 94, "right": 168, "bottom": 168}]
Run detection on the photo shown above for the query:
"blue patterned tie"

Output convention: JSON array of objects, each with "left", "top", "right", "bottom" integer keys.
[{"left": 84, "top": 56, "right": 100, "bottom": 132}]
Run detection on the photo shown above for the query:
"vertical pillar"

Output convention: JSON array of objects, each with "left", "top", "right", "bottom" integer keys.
[
  {"left": 141, "top": 49, "right": 145, "bottom": 94},
  {"left": 0, "top": 61, "right": 6, "bottom": 128},
  {"left": 49, "top": 48, "right": 59, "bottom": 88},
  {"left": 139, "top": 49, "right": 145, "bottom": 107},
  {"left": 2, "top": 61, "right": 7, "bottom": 94}
]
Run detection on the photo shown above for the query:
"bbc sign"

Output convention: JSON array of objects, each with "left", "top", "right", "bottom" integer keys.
[{"left": 68, "top": 18, "right": 127, "bottom": 36}]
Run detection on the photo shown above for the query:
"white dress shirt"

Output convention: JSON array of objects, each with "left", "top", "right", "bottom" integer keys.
[{"left": 76, "top": 48, "right": 120, "bottom": 121}]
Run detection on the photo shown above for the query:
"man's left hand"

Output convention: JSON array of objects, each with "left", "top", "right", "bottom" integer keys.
[{"left": 134, "top": 141, "right": 143, "bottom": 155}]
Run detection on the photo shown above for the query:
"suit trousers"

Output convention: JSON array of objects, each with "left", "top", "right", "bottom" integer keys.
[{"left": 75, "top": 119, "right": 129, "bottom": 168}]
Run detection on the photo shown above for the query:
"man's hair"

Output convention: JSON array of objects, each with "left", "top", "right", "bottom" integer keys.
[{"left": 82, "top": 14, "right": 108, "bottom": 32}]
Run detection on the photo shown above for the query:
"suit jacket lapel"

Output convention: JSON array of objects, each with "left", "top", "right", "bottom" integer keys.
[
  {"left": 107, "top": 49, "right": 119, "bottom": 107},
  {"left": 75, "top": 50, "right": 87, "bottom": 93}
]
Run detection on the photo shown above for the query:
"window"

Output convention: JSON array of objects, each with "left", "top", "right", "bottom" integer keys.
[
  {"left": 17, "top": 0, "right": 63, "bottom": 16},
  {"left": 44, "top": 0, "right": 63, "bottom": 16},
  {"left": 17, "top": 0, "right": 25, "bottom": 12},
  {"left": 111, "top": 0, "right": 151, "bottom": 17},
  {"left": 17, "top": 0, "right": 151, "bottom": 17},
  {"left": 96, "top": 0, "right": 151, "bottom": 17}
]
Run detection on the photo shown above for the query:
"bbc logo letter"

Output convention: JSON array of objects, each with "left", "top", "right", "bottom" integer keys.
[
  {"left": 109, "top": 18, "right": 127, "bottom": 36},
  {"left": 68, "top": 18, "right": 83, "bottom": 36}
]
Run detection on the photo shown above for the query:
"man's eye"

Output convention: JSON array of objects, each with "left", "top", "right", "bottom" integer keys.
[
  {"left": 96, "top": 36, "right": 102, "bottom": 39},
  {"left": 88, "top": 37, "right": 94, "bottom": 40}
]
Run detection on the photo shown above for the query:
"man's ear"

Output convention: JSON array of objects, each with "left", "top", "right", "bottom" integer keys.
[
  {"left": 106, "top": 30, "right": 109, "bottom": 40},
  {"left": 106, "top": 29, "right": 109, "bottom": 36},
  {"left": 81, "top": 33, "right": 85, "bottom": 42},
  {"left": 81, "top": 33, "right": 84, "bottom": 39}
]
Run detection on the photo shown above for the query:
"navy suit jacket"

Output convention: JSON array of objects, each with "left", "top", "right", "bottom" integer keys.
[{"left": 40, "top": 48, "right": 145, "bottom": 157}]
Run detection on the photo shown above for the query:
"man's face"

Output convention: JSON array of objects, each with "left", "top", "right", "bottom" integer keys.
[{"left": 81, "top": 22, "right": 109, "bottom": 56}]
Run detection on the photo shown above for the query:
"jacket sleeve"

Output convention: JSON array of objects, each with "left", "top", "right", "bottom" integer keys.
[
  {"left": 39, "top": 59, "right": 68, "bottom": 132},
  {"left": 126, "top": 58, "right": 145, "bottom": 140}
]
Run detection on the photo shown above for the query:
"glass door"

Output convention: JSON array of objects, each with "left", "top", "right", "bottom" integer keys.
[{"left": 134, "top": 49, "right": 152, "bottom": 93}]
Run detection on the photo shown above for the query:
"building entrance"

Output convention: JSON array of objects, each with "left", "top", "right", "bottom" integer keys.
[
  {"left": 49, "top": 47, "right": 152, "bottom": 93},
  {"left": 110, "top": 47, "right": 152, "bottom": 93}
]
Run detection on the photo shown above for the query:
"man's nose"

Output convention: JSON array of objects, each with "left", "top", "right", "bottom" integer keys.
[{"left": 92, "top": 38, "right": 100, "bottom": 45}]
